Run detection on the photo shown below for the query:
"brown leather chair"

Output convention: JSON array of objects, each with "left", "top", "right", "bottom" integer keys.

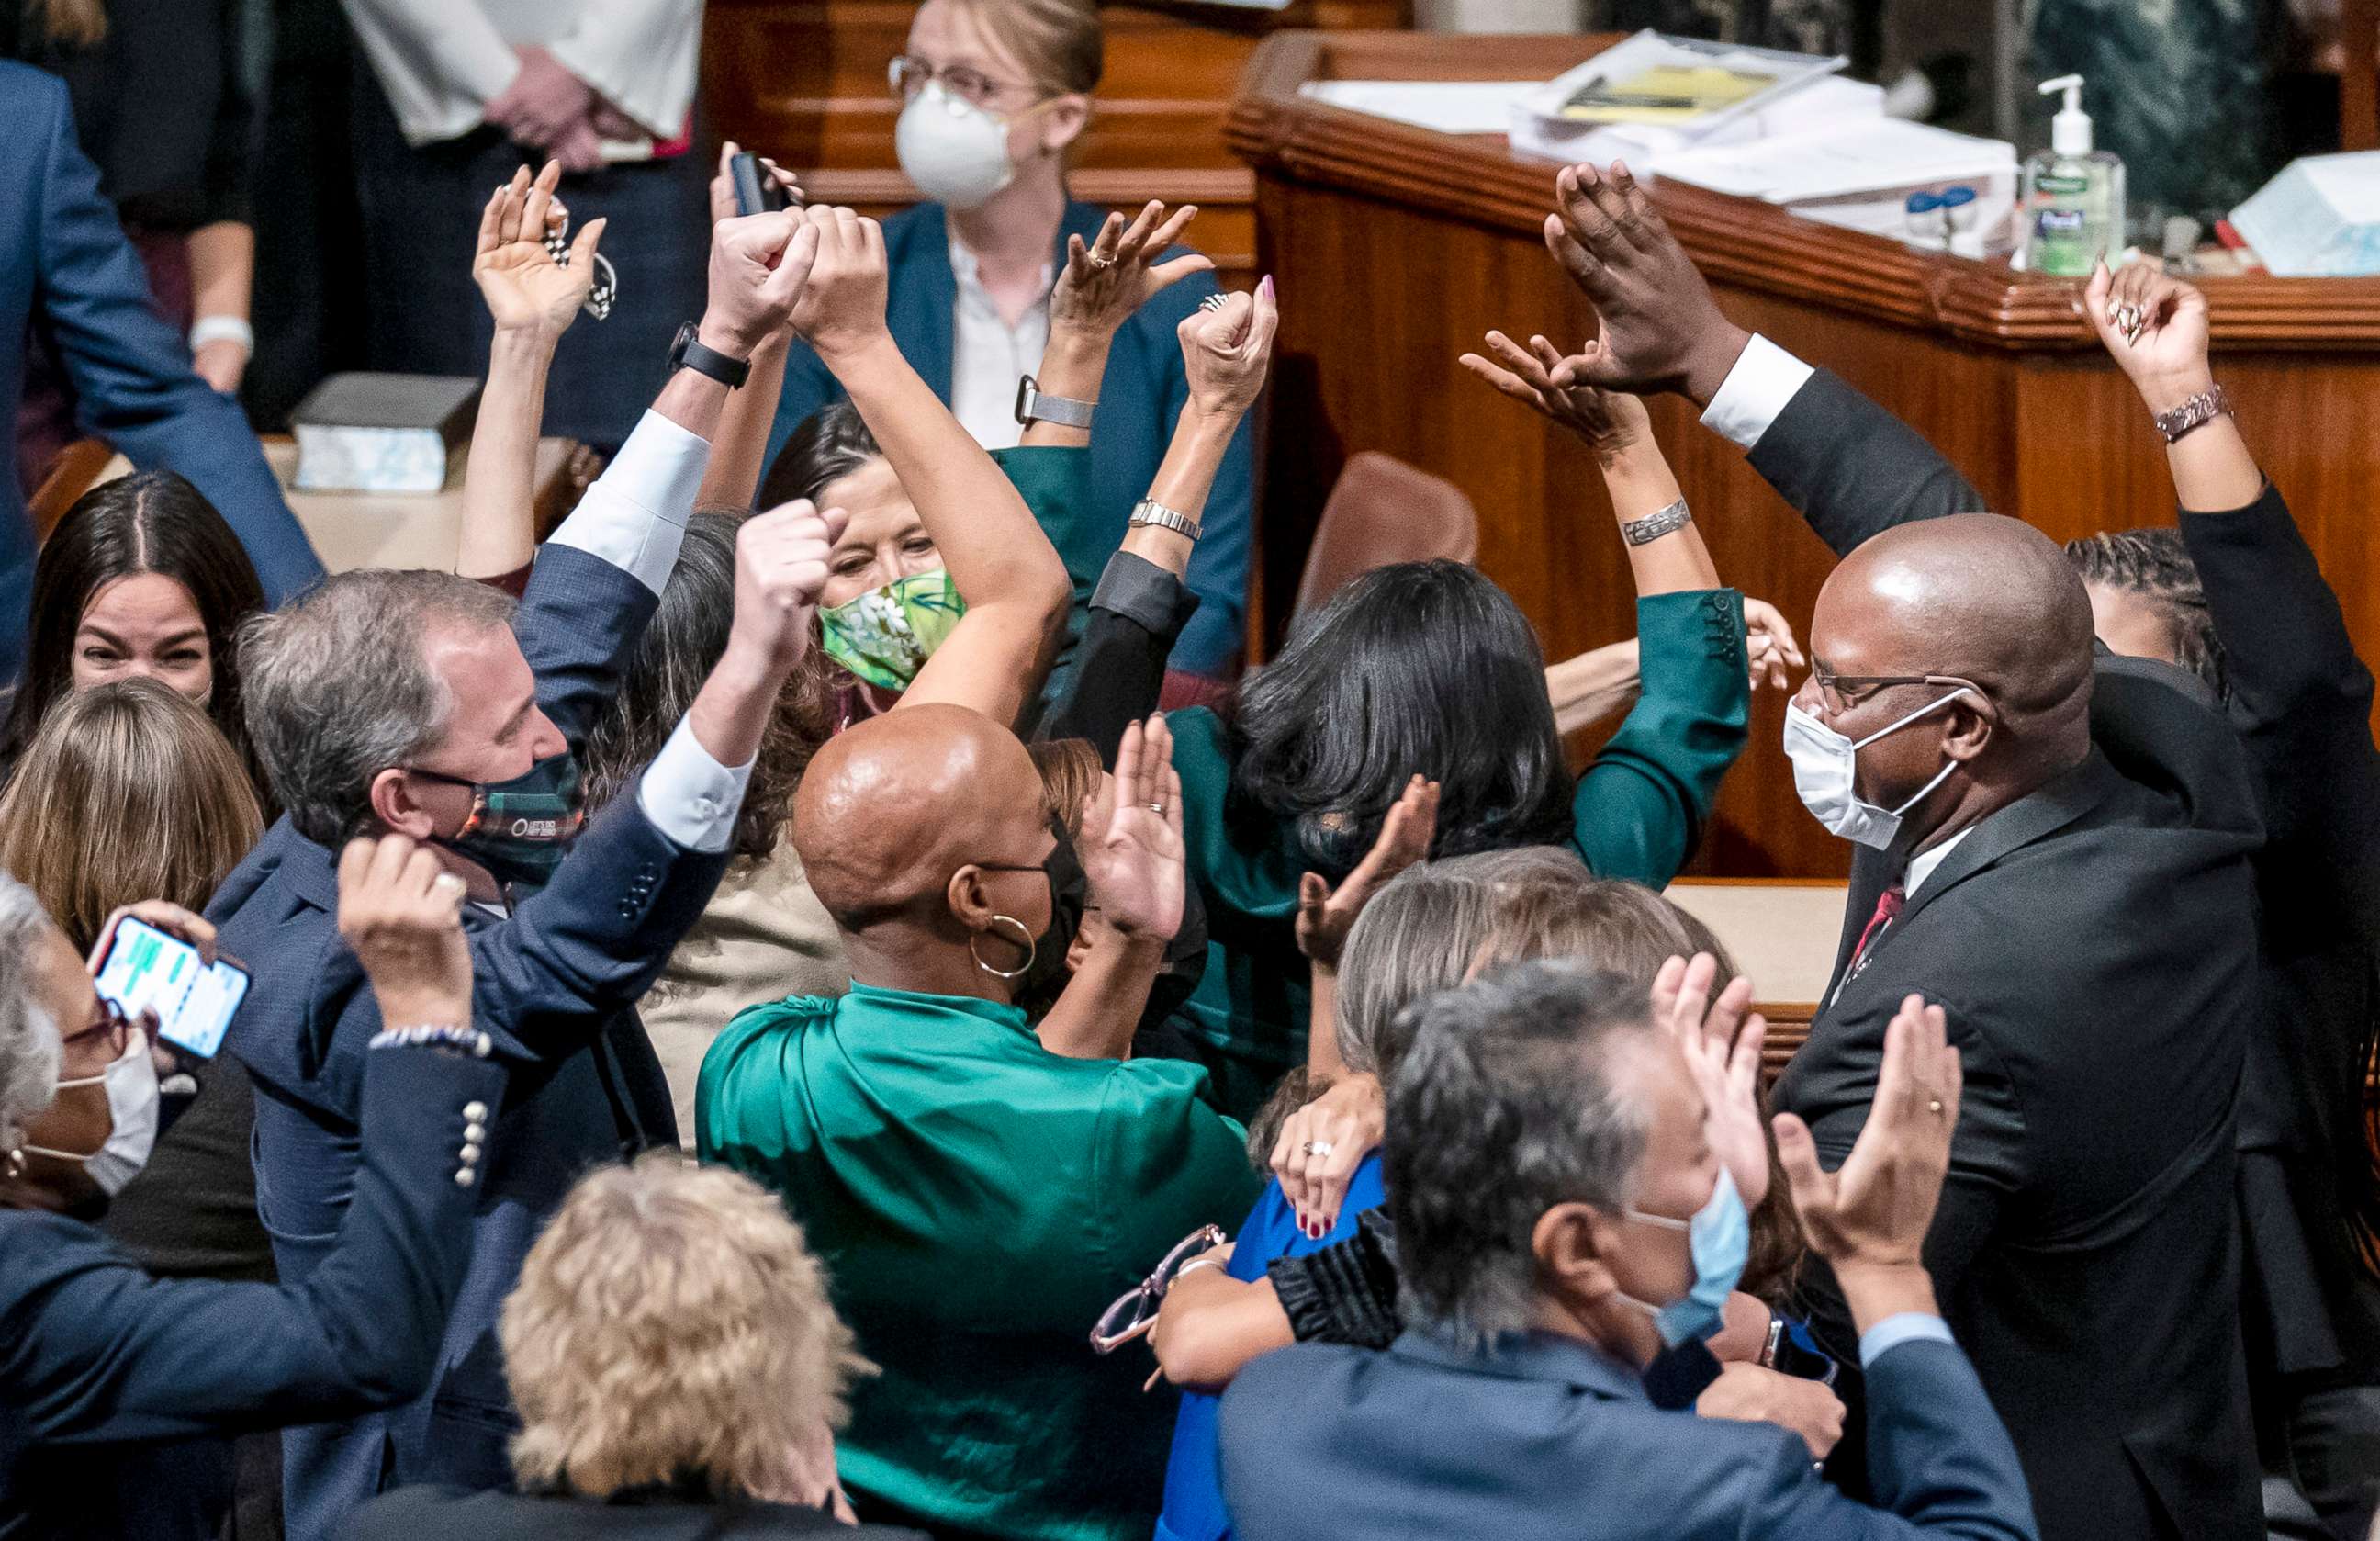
[{"left": 1289, "top": 450, "right": 1479, "bottom": 624}]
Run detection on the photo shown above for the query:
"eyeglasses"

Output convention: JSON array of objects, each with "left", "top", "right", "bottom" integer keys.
[
  {"left": 1808, "top": 668, "right": 1980, "bottom": 717},
  {"left": 1090, "top": 1223, "right": 1225, "bottom": 1354},
  {"left": 62, "top": 995, "right": 130, "bottom": 1062},
  {"left": 887, "top": 54, "right": 1037, "bottom": 112}
]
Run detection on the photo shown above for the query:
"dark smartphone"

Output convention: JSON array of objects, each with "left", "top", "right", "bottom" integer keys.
[{"left": 730, "top": 152, "right": 793, "bottom": 217}]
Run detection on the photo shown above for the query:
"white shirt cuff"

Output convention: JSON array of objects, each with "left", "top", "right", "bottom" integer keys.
[
  {"left": 1697, "top": 333, "right": 1816, "bottom": 453},
  {"left": 545, "top": 410, "right": 708, "bottom": 597},
  {"left": 1858, "top": 1311, "right": 1955, "bottom": 1367},
  {"left": 634, "top": 714, "right": 753, "bottom": 855}
]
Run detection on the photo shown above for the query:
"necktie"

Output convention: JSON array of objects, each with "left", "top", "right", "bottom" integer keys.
[{"left": 1849, "top": 883, "right": 1905, "bottom": 977}]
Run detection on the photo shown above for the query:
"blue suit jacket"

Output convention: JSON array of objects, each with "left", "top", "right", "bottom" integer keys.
[
  {"left": 0, "top": 62, "right": 320, "bottom": 677},
  {"left": 1218, "top": 1326, "right": 2038, "bottom": 1541},
  {"left": 761, "top": 199, "right": 1252, "bottom": 675},
  {"left": 213, "top": 542, "right": 728, "bottom": 1541},
  {"left": 0, "top": 1045, "right": 508, "bottom": 1541}
]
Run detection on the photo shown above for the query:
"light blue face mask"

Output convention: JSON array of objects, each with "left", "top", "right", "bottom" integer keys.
[{"left": 1614, "top": 1166, "right": 1749, "bottom": 1347}]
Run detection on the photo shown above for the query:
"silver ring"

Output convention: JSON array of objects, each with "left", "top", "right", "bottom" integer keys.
[
  {"left": 1085, "top": 251, "right": 1116, "bottom": 271},
  {"left": 1146, "top": 802, "right": 1165, "bottom": 815},
  {"left": 1300, "top": 1140, "right": 1334, "bottom": 1158},
  {"left": 1926, "top": 1098, "right": 1944, "bottom": 1115},
  {"left": 1199, "top": 293, "right": 1229, "bottom": 314}
]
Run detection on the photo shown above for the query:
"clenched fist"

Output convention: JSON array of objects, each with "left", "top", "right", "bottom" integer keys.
[{"left": 728, "top": 499, "right": 850, "bottom": 673}]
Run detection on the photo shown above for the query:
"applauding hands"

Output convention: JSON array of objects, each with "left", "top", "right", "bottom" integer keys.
[
  {"left": 1052, "top": 202, "right": 1215, "bottom": 341},
  {"left": 474, "top": 163, "right": 603, "bottom": 340},
  {"left": 1652, "top": 953, "right": 1770, "bottom": 1208},
  {"left": 1082, "top": 715, "right": 1188, "bottom": 946},
  {"left": 1541, "top": 162, "right": 1750, "bottom": 404}
]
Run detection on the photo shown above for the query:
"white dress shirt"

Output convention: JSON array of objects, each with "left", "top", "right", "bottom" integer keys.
[
  {"left": 340, "top": 0, "right": 702, "bottom": 150},
  {"left": 1699, "top": 332, "right": 1818, "bottom": 453},
  {"left": 540, "top": 408, "right": 750, "bottom": 855},
  {"left": 949, "top": 238, "right": 1053, "bottom": 451}
]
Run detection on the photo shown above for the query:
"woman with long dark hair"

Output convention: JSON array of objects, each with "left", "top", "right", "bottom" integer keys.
[{"left": 0, "top": 469, "right": 267, "bottom": 798}]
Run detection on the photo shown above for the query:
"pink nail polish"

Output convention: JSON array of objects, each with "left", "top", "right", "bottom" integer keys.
[{"left": 1259, "top": 274, "right": 1275, "bottom": 301}]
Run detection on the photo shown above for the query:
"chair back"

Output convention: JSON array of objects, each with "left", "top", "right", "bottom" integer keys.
[{"left": 1290, "top": 451, "right": 1479, "bottom": 623}]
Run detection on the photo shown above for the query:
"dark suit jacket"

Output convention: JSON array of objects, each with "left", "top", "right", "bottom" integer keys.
[
  {"left": 0, "top": 62, "right": 320, "bottom": 678},
  {"left": 1218, "top": 1326, "right": 2037, "bottom": 1541},
  {"left": 1755, "top": 367, "right": 2263, "bottom": 1541},
  {"left": 214, "top": 542, "right": 729, "bottom": 1541},
  {"left": 758, "top": 198, "right": 1253, "bottom": 676},
  {"left": 0, "top": 1045, "right": 506, "bottom": 1541},
  {"left": 341, "top": 1485, "right": 929, "bottom": 1541}
]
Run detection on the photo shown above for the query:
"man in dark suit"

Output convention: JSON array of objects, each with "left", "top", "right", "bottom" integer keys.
[
  {"left": 211, "top": 207, "right": 834, "bottom": 1541},
  {"left": 1220, "top": 962, "right": 2038, "bottom": 1541},
  {"left": 1520, "top": 162, "right": 2263, "bottom": 1540},
  {"left": 0, "top": 61, "right": 320, "bottom": 679}
]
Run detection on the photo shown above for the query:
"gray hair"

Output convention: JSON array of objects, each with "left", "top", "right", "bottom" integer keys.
[
  {"left": 0, "top": 872, "right": 62, "bottom": 1153},
  {"left": 239, "top": 570, "right": 516, "bottom": 845},
  {"left": 1385, "top": 961, "right": 1658, "bottom": 1350}
]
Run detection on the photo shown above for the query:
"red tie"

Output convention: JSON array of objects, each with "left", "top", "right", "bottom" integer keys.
[{"left": 1849, "top": 883, "right": 1905, "bottom": 975}]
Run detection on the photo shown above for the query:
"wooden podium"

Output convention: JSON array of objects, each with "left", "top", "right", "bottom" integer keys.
[{"left": 1229, "top": 31, "right": 2380, "bottom": 880}]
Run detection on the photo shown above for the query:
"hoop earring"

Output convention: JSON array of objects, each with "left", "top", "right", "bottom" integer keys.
[{"left": 969, "top": 914, "right": 1037, "bottom": 981}]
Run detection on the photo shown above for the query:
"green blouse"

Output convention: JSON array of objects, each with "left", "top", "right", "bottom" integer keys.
[
  {"left": 696, "top": 983, "right": 1258, "bottom": 1541},
  {"left": 1172, "top": 588, "right": 1752, "bottom": 1111}
]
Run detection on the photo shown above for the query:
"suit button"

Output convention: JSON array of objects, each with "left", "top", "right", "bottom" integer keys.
[
  {"left": 460, "top": 1142, "right": 481, "bottom": 1164},
  {"left": 455, "top": 1168, "right": 477, "bottom": 1188},
  {"left": 465, "top": 1122, "right": 487, "bottom": 1144},
  {"left": 463, "top": 1101, "right": 488, "bottom": 1122}
]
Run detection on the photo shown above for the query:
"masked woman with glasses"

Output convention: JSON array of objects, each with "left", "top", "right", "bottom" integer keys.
[{"left": 752, "top": 0, "right": 1253, "bottom": 689}]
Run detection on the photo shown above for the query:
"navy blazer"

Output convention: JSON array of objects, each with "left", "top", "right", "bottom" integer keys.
[
  {"left": 0, "top": 1044, "right": 507, "bottom": 1541},
  {"left": 1218, "top": 1326, "right": 2037, "bottom": 1540},
  {"left": 760, "top": 199, "right": 1252, "bottom": 675},
  {"left": 213, "top": 541, "right": 729, "bottom": 1541},
  {"left": 0, "top": 62, "right": 320, "bottom": 678}
]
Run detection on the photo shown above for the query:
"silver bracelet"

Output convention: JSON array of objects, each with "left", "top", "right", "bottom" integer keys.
[
  {"left": 1620, "top": 497, "right": 1691, "bottom": 547},
  {"left": 368, "top": 1023, "right": 490, "bottom": 1057},
  {"left": 2151, "top": 384, "right": 2231, "bottom": 444},
  {"left": 1129, "top": 499, "right": 1203, "bottom": 542}
]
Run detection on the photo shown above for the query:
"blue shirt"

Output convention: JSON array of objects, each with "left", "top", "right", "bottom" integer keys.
[{"left": 1154, "top": 1150, "right": 1387, "bottom": 1541}]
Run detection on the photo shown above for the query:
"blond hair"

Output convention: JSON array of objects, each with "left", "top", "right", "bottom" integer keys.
[
  {"left": 27, "top": 0, "right": 107, "bottom": 48},
  {"left": 955, "top": 0, "right": 1102, "bottom": 96},
  {"left": 0, "top": 678, "right": 261, "bottom": 953},
  {"left": 503, "top": 1155, "right": 872, "bottom": 1502}
]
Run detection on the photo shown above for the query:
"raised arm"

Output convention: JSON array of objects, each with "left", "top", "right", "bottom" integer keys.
[
  {"left": 1023, "top": 201, "right": 1212, "bottom": 450},
  {"left": 786, "top": 206, "right": 1072, "bottom": 726},
  {"left": 1038, "top": 716, "right": 1184, "bottom": 1061},
  {"left": 694, "top": 143, "right": 804, "bottom": 512}
]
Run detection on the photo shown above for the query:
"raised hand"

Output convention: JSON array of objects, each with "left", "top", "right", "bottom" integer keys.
[
  {"left": 1774, "top": 993, "right": 1960, "bottom": 1275},
  {"left": 1542, "top": 162, "right": 1748, "bottom": 404},
  {"left": 337, "top": 834, "right": 473, "bottom": 1029},
  {"left": 702, "top": 207, "right": 824, "bottom": 359},
  {"left": 1083, "top": 715, "right": 1186, "bottom": 943},
  {"left": 785, "top": 206, "right": 892, "bottom": 363},
  {"left": 1460, "top": 329, "right": 1651, "bottom": 464},
  {"left": 2084, "top": 260, "right": 2214, "bottom": 415},
  {"left": 1295, "top": 774, "right": 1438, "bottom": 969},
  {"left": 707, "top": 141, "right": 803, "bottom": 230},
  {"left": 1050, "top": 201, "right": 1215, "bottom": 341},
  {"left": 727, "top": 499, "right": 848, "bottom": 673},
  {"left": 1175, "top": 276, "right": 1279, "bottom": 419},
  {"left": 473, "top": 163, "right": 603, "bottom": 339},
  {"left": 1744, "top": 598, "right": 1804, "bottom": 692},
  {"left": 1652, "top": 952, "right": 1770, "bottom": 1208}
]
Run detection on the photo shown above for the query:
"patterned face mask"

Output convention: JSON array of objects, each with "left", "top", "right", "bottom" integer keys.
[{"left": 819, "top": 568, "right": 966, "bottom": 692}]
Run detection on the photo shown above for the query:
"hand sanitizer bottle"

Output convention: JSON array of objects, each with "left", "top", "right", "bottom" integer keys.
[{"left": 2024, "top": 75, "right": 2124, "bottom": 276}]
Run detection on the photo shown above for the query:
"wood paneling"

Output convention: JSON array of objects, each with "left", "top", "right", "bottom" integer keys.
[
  {"left": 1232, "top": 30, "right": 2380, "bottom": 879},
  {"left": 702, "top": 0, "right": 1409, "bottom": 282}
]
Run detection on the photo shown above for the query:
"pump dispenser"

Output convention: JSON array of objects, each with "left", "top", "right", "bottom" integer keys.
[{"left": 2023, "top": 74, "right": 2124, "bottom": 276}]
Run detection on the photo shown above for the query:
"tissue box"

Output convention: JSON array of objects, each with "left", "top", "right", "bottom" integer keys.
[
  {"left": 2229, "top": 153, "right": 2380, "bottom": 276},
  {"left": 292, "top": 373, "right": 481, "bottom": 494}
]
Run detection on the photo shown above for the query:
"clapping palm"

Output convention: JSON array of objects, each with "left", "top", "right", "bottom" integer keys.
[
  {"left": 1082, "top": 715, "right": 1186, "bottom": 942},
  {"left": 473, "top": 162, "right": 601, "bottom": 338},
  {"left": 1461, "top": 330, "right": 1652, "bottom": 463},
  {"left": 1050, "top": 201, "right": 1214, "bottom": 339},
  {"left": 1653, "top": 952, "right": 1771, "bottom": 1208}
]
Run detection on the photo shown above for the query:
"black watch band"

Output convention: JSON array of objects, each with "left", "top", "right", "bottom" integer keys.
[{"left": 669, "top": 321, "right": 750, "bottom": 390}]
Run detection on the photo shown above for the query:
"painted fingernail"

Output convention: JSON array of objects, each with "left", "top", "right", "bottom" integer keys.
[{"left": 1259, "top": 274, "right": 1275, "bottom": 301}]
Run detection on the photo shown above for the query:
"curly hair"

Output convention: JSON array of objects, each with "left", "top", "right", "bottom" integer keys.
[
  {"left": 502, "top": 1154, "right": 871, "bottom": 1502},
  {"left": 2065, "top": 526, "right": 2227, "bottom": 699}
]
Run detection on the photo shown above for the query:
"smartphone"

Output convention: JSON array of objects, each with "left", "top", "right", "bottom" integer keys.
[
  {"left": 94, "top": 917, "right": 251, "bottom": 1060},
  {"left": 729, "top": 152, "right": 795, "bottom": 217}
]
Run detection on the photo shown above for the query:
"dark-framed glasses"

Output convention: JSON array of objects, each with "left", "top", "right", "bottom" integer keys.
[
  {"left": 887, "top": 54, "right": 1033, "bottom": 111},
  {"left": 1090, "top": 1223, "right": 1226, "bottom": 1354}
]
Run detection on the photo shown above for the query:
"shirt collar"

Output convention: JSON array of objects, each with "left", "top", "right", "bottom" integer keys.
[
  {"left": 845, "top": 979, "right": 1030, "bottom": 1032},
  {"left": 1903, "top": 825, "right": 1974, "bottom": 895},
  {"left": 948, "top": 237, "right": 1054, "bottom": 306},
  {"left": 1390, "top": 1323, "right": 1648, "bottom": 1403}
]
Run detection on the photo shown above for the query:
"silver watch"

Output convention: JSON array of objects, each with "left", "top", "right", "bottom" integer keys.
[
  {"left": 1015, "top": 375, "right": 1096, "bottom": 430},
  {"left": 1129, "top": 499, "right": 1203, "bottom": 542}
]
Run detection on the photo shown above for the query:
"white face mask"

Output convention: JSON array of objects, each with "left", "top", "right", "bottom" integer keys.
[
  {"left": 895, "top": 81, "right": 1025, "bottom": 210},
  {"left": 21, "top": 1026, "right": 160, "bottom": 1196},
  {"left": 1782, "top": 688, "right": 1973, "bottom": 850}
]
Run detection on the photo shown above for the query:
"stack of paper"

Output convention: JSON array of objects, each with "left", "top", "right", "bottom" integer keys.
[
  {"left": 1649, "top": 118, "right": 2015, "bottom": 249},
  {"left": 1299, "top": 80, "right": 1541, "bottom": 137},
  {"left": 2229, "top": 153, "right": 2380, "bottom": 276},
  {"left": 1508, "top": 30, "right": 1857, "bottom": 169}
]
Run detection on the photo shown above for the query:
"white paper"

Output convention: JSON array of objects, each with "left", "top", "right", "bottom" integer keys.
[
  {"left": 1300, "top": 79, "right": 1541, "bottom": 135},
  {"left": 1651, "top": 118, "right": 2013, "bottom": 202}
]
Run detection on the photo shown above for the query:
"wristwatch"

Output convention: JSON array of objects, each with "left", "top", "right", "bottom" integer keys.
[
  {"left": 1129, "top": 498, "right": 1202, "bottom": 542},
  {"left": 668, "top": 321, "right": 750, "bottom": 390},
  {"left": 1015, "top": 374, "right": 1096, "bottom": 430}
]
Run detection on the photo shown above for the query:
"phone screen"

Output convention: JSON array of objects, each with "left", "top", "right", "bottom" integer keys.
[{"left": 93, "top": 917, "right": 251, "bottom": 1060}]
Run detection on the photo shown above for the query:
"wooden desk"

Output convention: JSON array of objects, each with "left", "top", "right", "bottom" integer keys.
[
  {"left": 1229, "top": 31, "right": 2380, "bottom": 879},
  {"left": 702, "top": 0, "right": 1409, "bottom": 285}
]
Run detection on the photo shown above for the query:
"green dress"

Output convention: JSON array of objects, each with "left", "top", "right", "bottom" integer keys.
[
  {"left": 697, "top": 983, "right": 1260, "bottom": 1541},
  {"left": 1172, "top": 588, "right": 1752, "bottom": 1117}
]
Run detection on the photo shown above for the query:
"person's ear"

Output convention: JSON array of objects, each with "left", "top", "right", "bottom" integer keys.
[
  {"left": 1531, "top": 1201, "right": 1622, "bottom": 1304},
  {"left": 367, "top": 769, "right": 441, "bottom": 841},
  {"left": 945, "top": 864, "right": 997, "bottom": 933},
  {"left": 1034, "top": 93, "right": 1091, "bottom": 156},
  {"left": 1939, "top": 692, "right": 1997, "bottom": 764}
]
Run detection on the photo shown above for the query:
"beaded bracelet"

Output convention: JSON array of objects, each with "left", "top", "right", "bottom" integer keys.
[{"left": 368, "top": 1023, "right": 491, "bottom": 1057}]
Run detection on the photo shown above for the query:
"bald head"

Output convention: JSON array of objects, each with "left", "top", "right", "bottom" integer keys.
[
  {"left": 794, "top": 703, "right": 1049, "bottom": 929},
  {"left": 1820, "top": 514, "right": 2094, "bottom": 732}
]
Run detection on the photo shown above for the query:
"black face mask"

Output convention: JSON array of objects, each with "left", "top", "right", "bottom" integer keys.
[
  {"left": 979, "top": 817, "right": 1089, "bottom": 995},
  {"left": 404, "top": 752, "right": 588, "bottom": 895}
]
